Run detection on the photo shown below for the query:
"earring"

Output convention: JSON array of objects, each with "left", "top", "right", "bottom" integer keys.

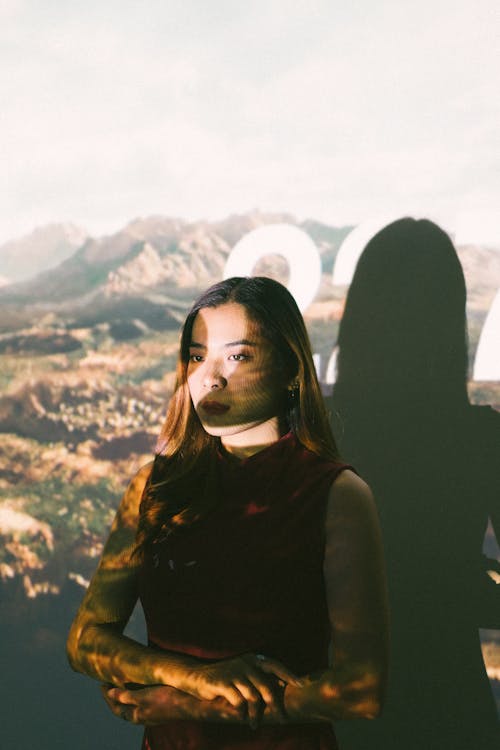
[{"left": 288, "top": 382, "right": 299, "bottom": 403}]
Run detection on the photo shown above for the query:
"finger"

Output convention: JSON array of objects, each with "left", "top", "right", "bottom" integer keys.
[
  {"left": 102, "top": 695, "right": 121, "bottom": 714},
  {"left": 245, "top": 672, "right": 287, "bottom": 722},
  {"left": 112, "top": 703, "right": 141, "bottom": 724},
  {"left": 127, "top": 706, "right": 142, "bottom": 725},
  {"left": 105, "top": 697, "right": 129, "bottom": 720},
  {"left": 100, "top": 684, "right": 112, "bottom": 700},
  {"left": 253, "top": 655, "right": 304, "bottom": 686},
  {"left": 107, "top": 688, "right": 139, "bottom": 706},
  {"left": 215, "top": 684, "right": 247, "bottom": 716},
  {"left": 100, "top": 687, "right": 124, "bottom": 714},
  {"left": 234, "top": 679, "right": 264, "bottom": 729},
  {"left": 249, "top": 675, "right": 282, "bottom": 710},
  {"left": 236, "top": 661, "right": 287, "bottom": 722}
]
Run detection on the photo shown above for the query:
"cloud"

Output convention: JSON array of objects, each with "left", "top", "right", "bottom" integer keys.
[{"left": 1, "top": 0, "right": 499, "bottom": 244}]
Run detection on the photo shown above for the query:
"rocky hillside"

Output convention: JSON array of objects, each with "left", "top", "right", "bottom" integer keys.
[
  {"left": 0, "top": 211, "right": 498, "bottom": 716},
  {"left": 0, "top": 223, "right": 88, "bottom": 284},
  {"left": 0, "top": 213, "right": 351, "bottom": 333}
]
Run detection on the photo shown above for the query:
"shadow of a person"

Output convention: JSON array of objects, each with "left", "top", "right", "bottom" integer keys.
[{"left": 330, "top": 218, "right": 500, "bottom": 749}]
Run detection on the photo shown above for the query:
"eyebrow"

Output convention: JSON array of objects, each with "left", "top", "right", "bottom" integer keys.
[{"left": 189, "top": 339, "right": 258, "bottom": 349}]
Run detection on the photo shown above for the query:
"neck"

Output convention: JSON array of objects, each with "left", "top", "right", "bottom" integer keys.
[{"left": 221, "top": 416, "right": 288, "bottom": 460}]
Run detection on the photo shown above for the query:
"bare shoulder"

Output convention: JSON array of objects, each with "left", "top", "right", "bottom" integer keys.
[
  {"left": 329, "top": 469, "right": 375, "bottom": 506},
  {"left": 95, "top": 461, "right": 153, "bottom": 562},
  {"left": 114, "top": 461, "right": 154, "bottom": 530},
  {"left": 129, "top": 460, "right": 155, "bottom": 494},
  {"left": 326, "top": 469, "right": 377, "bottom": 526},
  {"left": 67, "top": 462, "right": 155, "bottom": 637}
]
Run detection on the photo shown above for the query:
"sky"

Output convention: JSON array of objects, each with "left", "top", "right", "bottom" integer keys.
[{"left": 1, "top": 0, "right": 499, "bottom": 247}]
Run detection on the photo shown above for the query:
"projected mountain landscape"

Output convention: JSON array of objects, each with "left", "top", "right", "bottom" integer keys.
[{"left": 0, "top": 213, "right": 498, "bottom": 748}]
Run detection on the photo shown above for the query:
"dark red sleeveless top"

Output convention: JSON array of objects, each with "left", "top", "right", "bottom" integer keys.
[{"left": 138, "top": 432, "right": 352, "bottom": 749}]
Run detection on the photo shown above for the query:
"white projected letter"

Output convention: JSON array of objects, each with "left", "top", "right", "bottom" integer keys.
[
  {"left": 473, "top": 289, "right": 500, "bottom": 381},
  {"left": 224, "top": 224, "right": 321, "bottom": 312},
  {"left": 325, "top": 348, "right": 338, "bottom": 385}
]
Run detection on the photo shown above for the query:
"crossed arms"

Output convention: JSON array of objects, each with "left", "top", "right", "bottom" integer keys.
[{"left": 67, "top": 463, "right": 389, "bottom": 727}]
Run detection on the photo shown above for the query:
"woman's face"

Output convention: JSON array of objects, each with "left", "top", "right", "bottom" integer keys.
[{"left": 187, "top": 302, "right": 290, "bottom": 454}]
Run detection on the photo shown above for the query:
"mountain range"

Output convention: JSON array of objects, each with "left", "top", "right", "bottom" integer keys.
[
  {"left": 0, "top": 212, "right": 352, "bottom": 339},
  {"left": 0, "top": 211, "right": 498, "bottom": 713},
  {"left": 0, "top": 223, "right": 88, "bottom": 285},
  {"left": 0, "top": 212, "right": 499, "bottom": 361}
]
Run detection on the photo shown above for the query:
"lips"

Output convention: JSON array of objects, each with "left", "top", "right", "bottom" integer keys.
[{"left": 200, "top": 400, "right": 230, "bottom": 415}]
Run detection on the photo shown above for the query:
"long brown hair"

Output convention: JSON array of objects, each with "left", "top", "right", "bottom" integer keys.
[{"left": 136, "top": 276, "right": 339, "bottom": 556}]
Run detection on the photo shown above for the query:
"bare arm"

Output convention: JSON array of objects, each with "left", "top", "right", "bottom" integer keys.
[
  {"left": 283, "top": 470, "right": 389, "bottom": 721},
  {"left": 68, "top": 463, "right": 298, "bottom": 726},
  {"left": 106, "top": 469, "right": 389, "bottom": 726},
  {"left": 66, "top": 462, "right": 195, "bottom": 688}
]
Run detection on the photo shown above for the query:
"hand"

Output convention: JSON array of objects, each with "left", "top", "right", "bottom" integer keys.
[
  {"left": 101, "top": 683, "right": 248, "bottom": 725},
  {"left": 183, "top": 653, "right": 302, "bottom": 729},
  {"left": 101, "top": 683, "right": 190, "bottom": 725}
]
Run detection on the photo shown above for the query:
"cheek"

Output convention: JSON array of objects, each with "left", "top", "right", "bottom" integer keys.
[
  {"left": 256, "top": 364, "right": 286, "bottom": 393},
  {"left": 234, "top": 369, "right": 272, "bottom": 396},
  {"left": 186, "top": 370, "right": 200, "bottom": 400},
  {"left": 239, "top": 370, "right": 285, "bottom": 407}
]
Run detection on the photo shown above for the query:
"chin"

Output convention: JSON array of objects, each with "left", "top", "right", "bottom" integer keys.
[
  {"left": 197, "top": 417, "right": 260, "bottom": 438},
  {"left": 200, "top": 423, "right": 246, "bottom": 437}
]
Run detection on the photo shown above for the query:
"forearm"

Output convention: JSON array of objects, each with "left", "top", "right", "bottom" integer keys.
[
  {"left": 107, "top": 684, "right": 294, "bottom": 726},
  {"left": 283, "top": 659, "right": 385, "bottom": 722},
  {"left": 67, "top": 621, "right": 197, "bottom": 689},
  {"left": 108, "top": 656, "right": 386, "bottom": 727},
  {"left": 156, "top": 691, "right": 285, "bottom": 725}
]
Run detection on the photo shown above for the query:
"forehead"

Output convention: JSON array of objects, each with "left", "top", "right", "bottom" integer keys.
[{"left": 191, "top": 303, "right": 261, "bottom": 342}]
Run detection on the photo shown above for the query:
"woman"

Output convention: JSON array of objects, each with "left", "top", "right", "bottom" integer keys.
[
  {"left": 67, "top": 276, "right": 388, "bottom": 749},
  {"left": 331, "top": 219, "right": 500, "bottom": 750}
]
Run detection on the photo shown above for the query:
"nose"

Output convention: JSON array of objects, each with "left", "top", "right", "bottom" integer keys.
[{"left": 202, "top": 362, "right": 227, "bottom": 390}]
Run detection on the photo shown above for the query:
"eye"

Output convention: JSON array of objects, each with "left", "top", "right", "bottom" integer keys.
[
  {"left": 189, "top": 354, "right": 204, "bottom": 363},
  {"left": 228, "top": 353, "right": 249, "bottom": 362}
]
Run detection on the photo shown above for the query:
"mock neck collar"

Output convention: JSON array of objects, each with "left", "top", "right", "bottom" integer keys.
[{"left": 216, "top": 430, "right": 296, "bottom": 468}]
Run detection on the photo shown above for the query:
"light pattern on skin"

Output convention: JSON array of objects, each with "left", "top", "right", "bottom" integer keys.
[
  {"left": 187, "top": 303, "right": 288, "bottom": 455},
  {"left": 67, "top": 301, "right": 388, "bottom": 729},
  {"left": 186, "top": 303, "right": 290, "bottom": 456},
  {"left": 68, "top": 457, "right": 388, "bottom": 726}
]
